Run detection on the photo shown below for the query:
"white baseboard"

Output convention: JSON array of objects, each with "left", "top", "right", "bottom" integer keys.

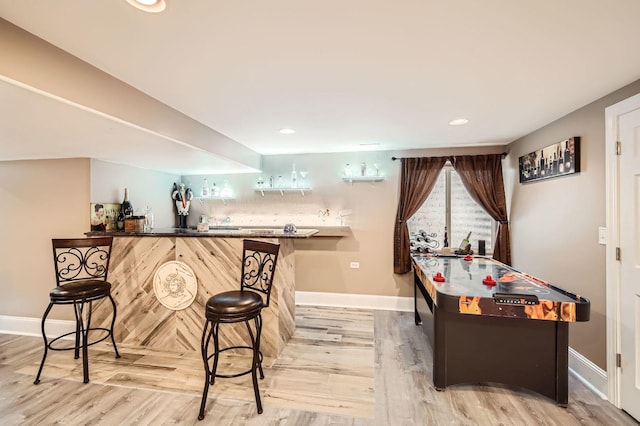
[
  {"left": 1, "top": 293, "right": 412, "bottom": 338},
  {"left": 295, "top": 291, "right": 414, "bottom": 312},
  {"left": 0, "top": 315, "right": 75, "bottom": 339},
  {"left": 569, "top": 347, "right": 608, "bottom": 400}
]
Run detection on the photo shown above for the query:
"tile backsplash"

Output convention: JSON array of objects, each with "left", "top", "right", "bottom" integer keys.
[{"left": 188, "top": 197, "right": 348, "bottom": 228}]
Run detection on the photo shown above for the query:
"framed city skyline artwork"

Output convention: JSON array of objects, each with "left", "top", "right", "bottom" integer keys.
[{"left": 518, "top": 136, "right": 580, "bottom": 183}]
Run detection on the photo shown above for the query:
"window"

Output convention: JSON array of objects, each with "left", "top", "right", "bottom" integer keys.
[{"left": 407, "top": 165, "right": 495, "bottom": 253}]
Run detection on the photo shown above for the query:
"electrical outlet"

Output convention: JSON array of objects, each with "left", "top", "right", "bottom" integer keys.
[{"left": 350, "top": 262, "right": 360, "bottom": 269}]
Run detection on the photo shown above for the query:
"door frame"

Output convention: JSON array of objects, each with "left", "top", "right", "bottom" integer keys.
[{"left": 604, "top": 92, "right": 640, "bottom": 407}]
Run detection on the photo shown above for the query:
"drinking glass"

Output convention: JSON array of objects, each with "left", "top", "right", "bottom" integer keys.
[
  {"left": 299, "top": 171, "right": 308, "bottom": 188},
  {"left": 144, "top": 206, "right": 154, "bottom": 231}
]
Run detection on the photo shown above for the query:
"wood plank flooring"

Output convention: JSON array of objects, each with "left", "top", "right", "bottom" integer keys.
[{"left": 0, "top": 307, "right": 636, "bottom": 425}]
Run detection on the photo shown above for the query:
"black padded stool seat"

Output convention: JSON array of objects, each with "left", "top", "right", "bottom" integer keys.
[
  {"left": 34, "top": 237, "right": 120, "bottom": 385},
  {"left": 206, "top": 290, "right": 263, "bottom": 320},
  {"left": 198, "top": 239, "right": 280, "bottom": 420},
  {"left": 49, "top": 280, "right": 111, "bottom": 303}
]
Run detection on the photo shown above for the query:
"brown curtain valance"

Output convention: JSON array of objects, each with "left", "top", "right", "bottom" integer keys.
[
  {"left": 450, "top": 154, "right": 511, "bottom": 265},
  {"left": 393, "top": 157, "right": 447, "bottom": 274}
]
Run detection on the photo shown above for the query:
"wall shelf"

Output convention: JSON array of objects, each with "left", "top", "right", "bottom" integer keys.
[
  {"left": 255, "top": 187, "right": 310, "bottom": 196},
  {"left": 341, "top": 176, "right": 385, "bottom": 183},
  {"left": 196, "top": 195, "right": 234, "bottom": 205}
]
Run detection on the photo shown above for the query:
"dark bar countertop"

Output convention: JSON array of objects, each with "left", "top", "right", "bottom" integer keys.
[{"left": 86, "top": 226, "right": 320, "bottom": 238}]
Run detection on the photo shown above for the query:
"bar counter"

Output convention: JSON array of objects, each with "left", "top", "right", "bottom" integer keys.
[
  {"left": 87, "top": 226, "right": 319, "bottom": 239},
  {"left": 87, "top": 228, "right": 318, "bottom": 358}
]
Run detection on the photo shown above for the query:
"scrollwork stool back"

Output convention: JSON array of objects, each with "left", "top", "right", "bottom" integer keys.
[
  {"left": 198, "top": 239, "right": 280, "bottom": 420},
  {"left": 34, "top": 237, "right": 120, "bottom": 385}
]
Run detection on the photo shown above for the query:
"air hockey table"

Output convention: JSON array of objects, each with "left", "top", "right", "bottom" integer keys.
[{"left": 412, "top": 254, "right": 590, "bottom": 406}]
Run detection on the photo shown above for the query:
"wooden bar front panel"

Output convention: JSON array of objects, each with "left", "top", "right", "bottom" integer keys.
[{"left": 92, "top": 236, "right": 295, "bottom": 357}]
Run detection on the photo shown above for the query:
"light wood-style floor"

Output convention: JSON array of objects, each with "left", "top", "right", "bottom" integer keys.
[{"left": 0, "top": 306, "right": 636, "bottom": 425}]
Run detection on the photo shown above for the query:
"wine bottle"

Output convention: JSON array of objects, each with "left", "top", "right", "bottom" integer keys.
[
  {"left": 211, "top": 182, "right": 220, "bottom": 197},
  {"left": 444, "top": 226, "right": 449, "bottom": 247},
  {"left": 459, "top": 231, "right": 471, "bottom": 250},
  {"left": 121, "top": 188, "right": 133, "bottom": 218},
  {"left": 291, "top": 163, "right": 298, "bottom": 188}
]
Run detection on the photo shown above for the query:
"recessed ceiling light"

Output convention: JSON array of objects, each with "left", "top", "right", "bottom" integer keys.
[
  {"left": 126, "top": 0, "right": 166, "bottom": 13},
  {"left": 279, "top": 128, "right": 296, "bottom": 134},
  {"left": 449, "top": 118, "right": 469, "bottom": 126}
]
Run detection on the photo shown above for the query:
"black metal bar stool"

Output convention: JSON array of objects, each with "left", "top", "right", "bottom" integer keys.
[
  {"left": 198, "top": 239, "right": 280, "bottom": 420},
  {"left": 34, "top": 236, "right": 120, "bottom": 385}
]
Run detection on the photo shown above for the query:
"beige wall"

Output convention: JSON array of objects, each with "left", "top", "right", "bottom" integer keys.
[
  {"left": 0, "top": 158, "right": 90, "bottom": 320},
  {"left": 0, "top": 148, "right": 505, "bottom": 323},
  {"left": 183, "top": 145, "right": 506, "bottom": 299},
  {"left": 505, "top": 78, "right": 640, "bottom": 370},
  {"left": 90, "top": 159, "right": 180, "bottom": 228}
]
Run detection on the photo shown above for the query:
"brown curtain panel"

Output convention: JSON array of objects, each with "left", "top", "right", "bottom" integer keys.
[
  {"left": 393, "top": 157, "right": 447, "bottom": 274},
  {"left": 450, "top": 154, "right": 511, "bottom": 265}
]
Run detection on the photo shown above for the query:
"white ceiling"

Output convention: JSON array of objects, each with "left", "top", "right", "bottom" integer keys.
[{"left": 2, "top": 0, "right": 640, "bottom": 169}]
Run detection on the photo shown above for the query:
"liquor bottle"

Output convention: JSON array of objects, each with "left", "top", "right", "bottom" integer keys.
[
  {"left": 202, "top": 178, "right": 209, "bottom": 198},
  {"left": 211, "top": 182, "right": 220, "bottom": 197},
  {"left": 291, "top": 163, "right": 298, "bottom": 188},
  {"left": 116, "top": 211, "right": 125, "bottom": 231},
  {"left": 459, "top": 231, "right": 471, "bottom": 250},
  {"left": 121, "top": 188, "right": 133, "bottom": 218}
]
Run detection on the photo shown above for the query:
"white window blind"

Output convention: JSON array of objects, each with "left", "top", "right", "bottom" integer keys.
[{"left": 407, "top": 166, "right": 494, "bottom": 253}]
